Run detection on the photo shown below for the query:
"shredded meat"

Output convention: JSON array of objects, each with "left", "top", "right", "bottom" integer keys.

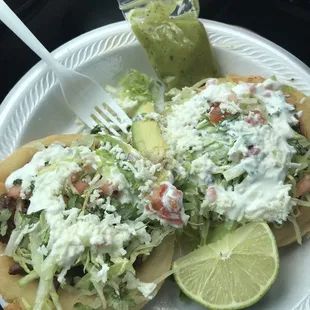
[
  {"left": 20, "top": 199, "right": 30, "bottom": 213},
  {"left": 1, "top": 194, "right": 33, "bottom": 277},
  {"left": 8, "top": 263, "right": 26, "bottom": 276},
  {"left": 0, "top": 194, "right": 17, "bottom": 243},
  {"left": 0, "top": 194, "right": 31, "bottom": 244},
  {"left": 0, "top": 194, "right": 15, "bottom": 211}
]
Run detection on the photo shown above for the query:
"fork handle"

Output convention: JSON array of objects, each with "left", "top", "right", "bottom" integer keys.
[{"left": 0, "top": 0, "right": 63, "bottom": 73}]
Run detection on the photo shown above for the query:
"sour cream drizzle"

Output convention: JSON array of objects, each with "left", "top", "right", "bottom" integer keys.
[{"left": 164, "top": 78, "right": 300, "bottom": 223}]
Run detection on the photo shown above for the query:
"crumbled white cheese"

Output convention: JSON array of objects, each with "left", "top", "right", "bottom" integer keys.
[
  {"left": 232, "top": 83, "right": 249, "bottom": 97},
  {"left": 100, "top": 197, "right": 116, "bottom": 212},
  {"left": 97, "top": 263, "right": 110, "bottom": 283},
  {"left": 123, "top": 272, "right": 156, "bottom": 300},
  {"left": 203, "top": 83, "right": 233, "bottom": 103},
  {"left": 142, "top": 112, "right": 161, "bottom": 122},
  {"left": 45, "top": 210, "right": 148, "bottom": 267},
  {"left": 133, "top": 159, "right": 161, "bottom": 181},
  {"left": 163, "top": 92, "right": 210, "bottom": 154},
  {"left": 138, "top": 180, "right": 154, "bottom": 193},
  {"left": 137, "top": 282, "right": 157, "bottom": 300},
  {"left": 90, "top": 189, "right": 101, "bottom": 203},
  {"left": 120, "top": 97, "right": 139, "bottom": 110},
  {"left": 190, "top": 153, "right": 217, "bottom": 186},
  {"left": 110, "top": 166, "right": 130, "bottom": 191},
  {"left": 219, "top": 101, "right": 242, "bottom": 114}
]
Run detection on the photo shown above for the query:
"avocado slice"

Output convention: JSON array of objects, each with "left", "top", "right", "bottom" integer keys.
[
  {"left": 131, "top": 102, "right": 168, "bottom": 164},
  {"left": 94, "top": 133, "right": 169, "bottom": 184}
]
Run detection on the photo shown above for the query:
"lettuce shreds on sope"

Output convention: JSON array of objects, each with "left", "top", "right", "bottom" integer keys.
[
  {"left": 159, "top": 76, "right": 310, "bottom": 244},
  {"left": 2, "top": 135, "right": 188, "bottom": 310}
]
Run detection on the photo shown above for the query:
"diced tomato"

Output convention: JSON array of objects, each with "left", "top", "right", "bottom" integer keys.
[
  {"left": 147, "top": 183, "right": 184, "bottom": 226},
  {"left": 206, "top": 187, "right": 217, "bottom": 201},
  {"left": 159, "top": 183, "right": 168, "bottom": 198},
  {"left": 228, "top": 93, "right": 238, "bottom": 103},
  {"left": 245, "top": 146, "right": 261, "bottom": 157},
  {"left": 83, "top": 164, "right": 92, "bottom": 173},
  {"left": 99, "top": 183, "right": 116, "bottom": 196},
  {"left": 71, "top": 173, "right": 81, "bottom": 183},
  {"left": 209, "top": 99, "right": 241, "bottom": 125},
  {"left": 249, "top": 86, "right": 256, "bottom": 94},
  {"left": 74, "top": 182, "right": 89, "bottom": 194},
  {"left": 296, "top": 174, "right": 310, "bottom": 197},
  {"left": 101, "top": 184, "right": 111, "bottom": 195},
  {"left": 8, "top": 185, "right": 21, "bottom": 199},
  {"left": 245, "top": 110, "right": 264, "bottom": 126},
  {"left": 210, "top": 104, "right": 228, "bottom": 124},
  {"left": 149, "top": 184, "right": 169, "bottom": 212}
]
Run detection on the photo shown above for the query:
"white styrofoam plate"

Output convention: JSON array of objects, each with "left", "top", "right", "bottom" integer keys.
[{"left": 1, "top": 19, "right": 310, "bottom": 310}]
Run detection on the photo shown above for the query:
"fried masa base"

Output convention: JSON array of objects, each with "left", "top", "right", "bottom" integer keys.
[{"left": 0, "top": 134, "right": 175, "bottom": 310}]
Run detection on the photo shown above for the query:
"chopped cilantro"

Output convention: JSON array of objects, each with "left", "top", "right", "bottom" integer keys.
[
  {"left": 68, "top": 195, "right": 84, "bottom": 209},
  {"left": 29, "top": 181, "right": 35, "bottom": 192},
  {"left": 13, "top": 179, "right": 22, "bottom": 186}
]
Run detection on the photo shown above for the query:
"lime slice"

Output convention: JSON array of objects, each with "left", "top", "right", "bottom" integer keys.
[{"left": 173, "top": 222, "right": 279, "bottom": 310}]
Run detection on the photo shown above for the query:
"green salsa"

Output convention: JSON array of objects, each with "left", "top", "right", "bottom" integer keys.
[{"left": 128, "top": 0, "right": 219, "bottom": 90}]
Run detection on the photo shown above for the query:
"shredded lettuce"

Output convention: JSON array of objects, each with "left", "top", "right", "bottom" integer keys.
[
  {"left": 0, "top": 209, "right": 12, "bottom": 236},
  {"left": 19, "top": 270, "right": 39, "bottom": 286},
  {"left": 223, "top": 164, "right": 245, "bottom": 182},
  {"left": 74, "top": 273, "right": 96, "bottom": 296},
  {"left": 120, "top": 69, "right": 157, "bottom": 102},
  {"left": 127, "top": 228, "right": 174, "bottom": 263},
  {"left": 108, "top": 258, "right": 135, "bottom": 278},
  {"left": 106, "top": 69, "right": 162, "bottom": 116},
  {"left": 162, "top": 75, "right": 310, "bottom": 247}
]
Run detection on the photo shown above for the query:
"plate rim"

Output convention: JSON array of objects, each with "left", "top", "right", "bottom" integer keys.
[{"left": 1, "top": 19, "right": 309, "bottom": 118}]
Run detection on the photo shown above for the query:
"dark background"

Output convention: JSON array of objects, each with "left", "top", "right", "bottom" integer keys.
[{"left": 0, "top": 0, "right": 309, "bottom": 103}]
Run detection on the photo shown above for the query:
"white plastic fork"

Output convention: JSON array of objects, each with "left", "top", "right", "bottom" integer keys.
[{"left": 0, "top": 0, "right": 132, "bottom": 136}]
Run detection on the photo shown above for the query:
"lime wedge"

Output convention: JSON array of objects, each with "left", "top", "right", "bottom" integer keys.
[{"left": 173, "top": 222, "right": 279, "bottom": 310}]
